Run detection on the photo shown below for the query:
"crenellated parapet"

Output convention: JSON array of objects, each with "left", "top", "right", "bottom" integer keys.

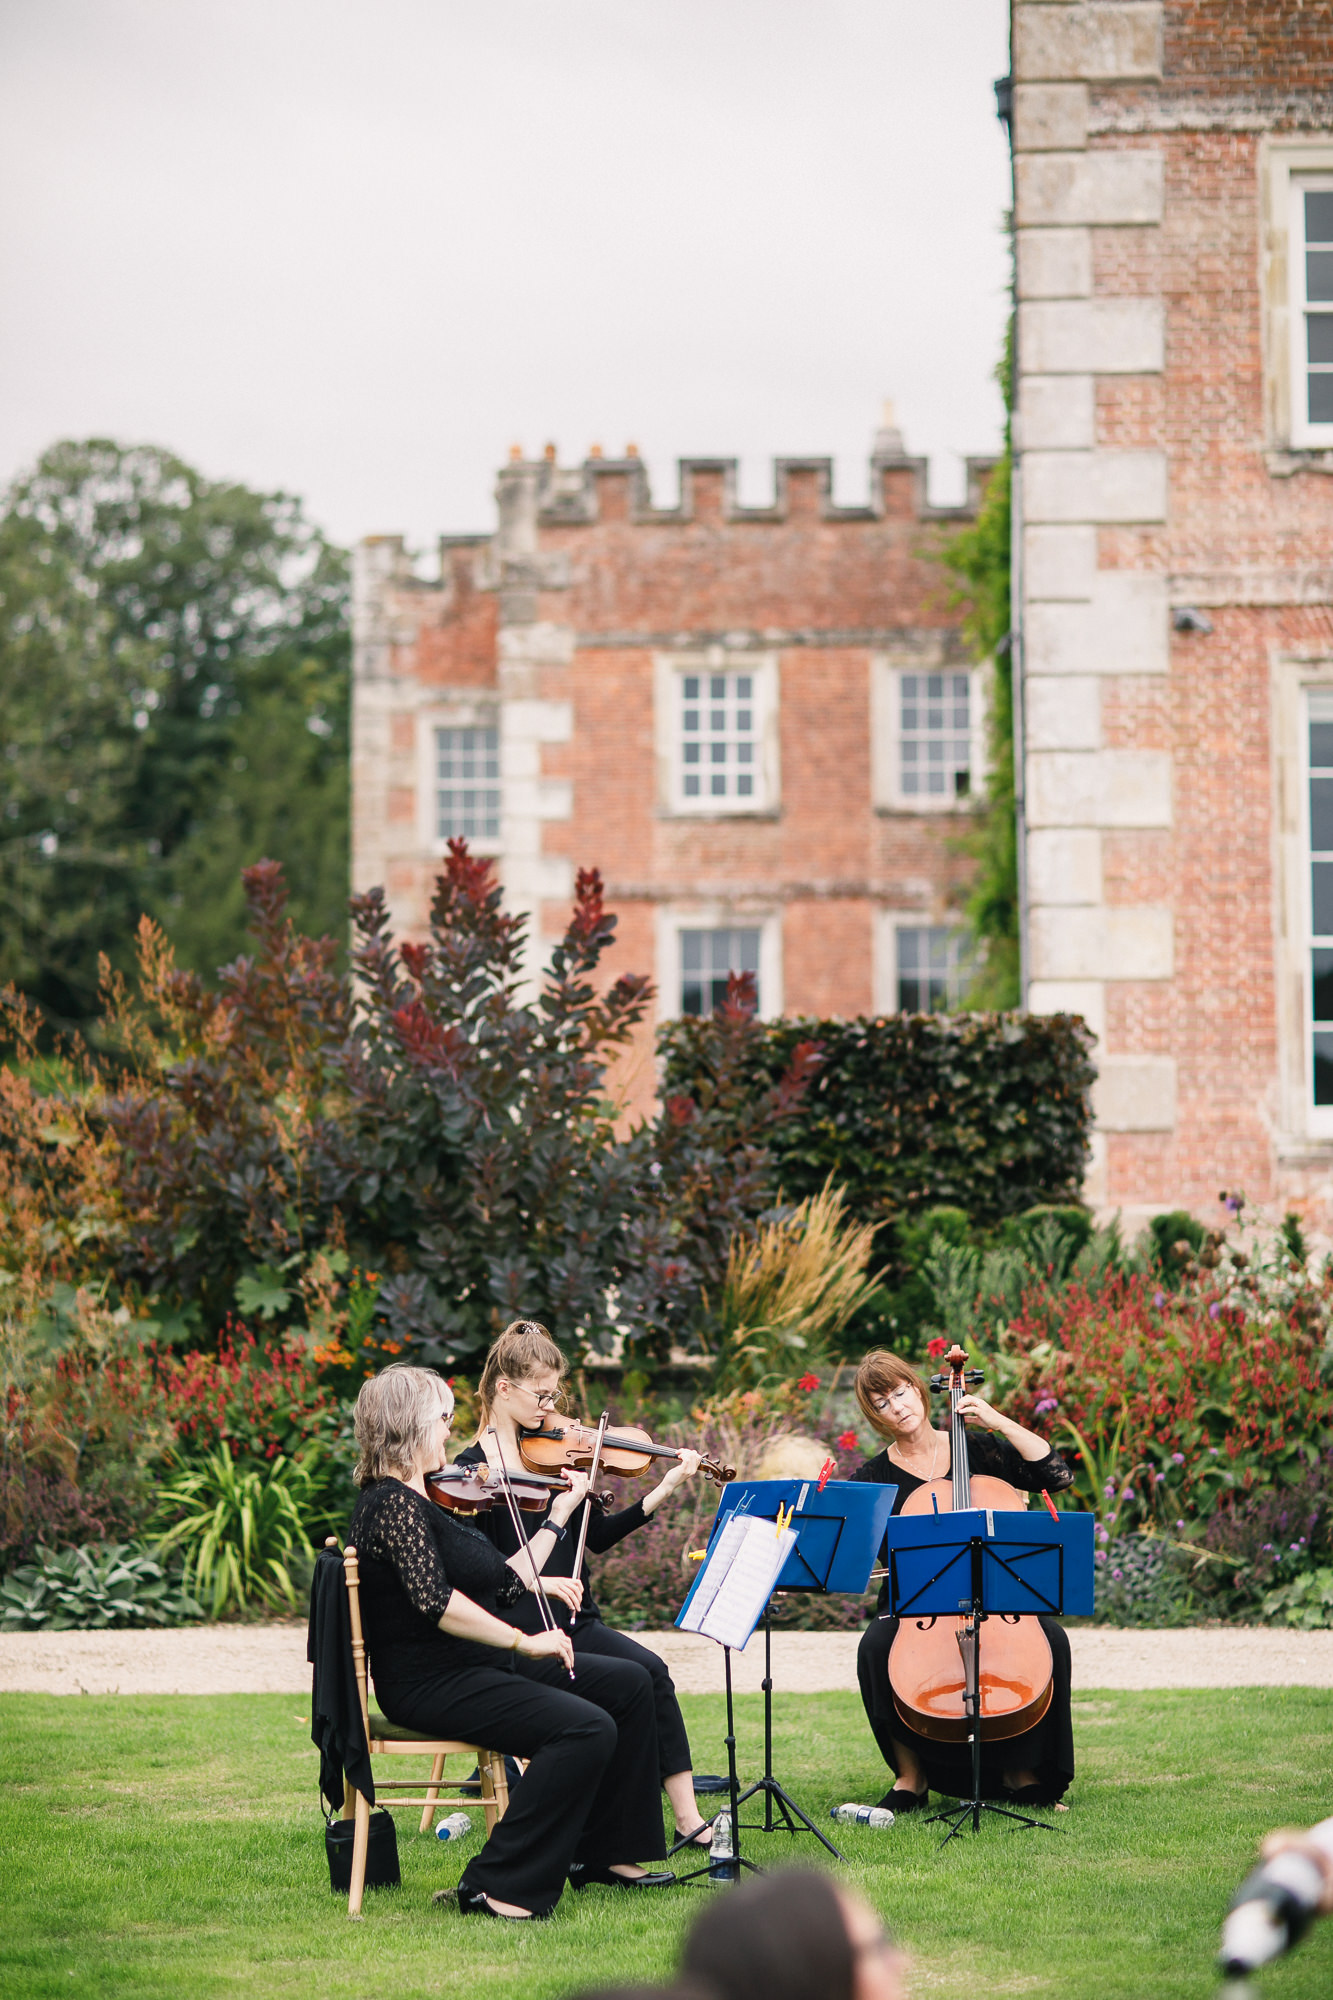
[{"left": 489, "top": 444, "right": 998, "bottom": 531}]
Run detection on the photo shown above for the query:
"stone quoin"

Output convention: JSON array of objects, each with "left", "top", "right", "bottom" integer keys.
[{"left": 1010, "top": 0, "right": 1333, "bottom": 1230}]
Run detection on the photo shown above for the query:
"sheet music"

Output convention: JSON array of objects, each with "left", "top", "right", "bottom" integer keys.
[
  {"left": 678, "top": 1512, "right": 753, "bottom": 1633},
  {"left": 697, "top": 1517, "right": 797, "bottom": 1650}
]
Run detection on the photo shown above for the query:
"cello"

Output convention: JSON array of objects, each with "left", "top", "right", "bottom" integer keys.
[{"left": 888, "top": 1344, "right": 1054, "bottom": 1743}]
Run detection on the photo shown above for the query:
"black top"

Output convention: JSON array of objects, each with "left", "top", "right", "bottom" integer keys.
[
  {"left": 452, "top": 1440, "right": 648, "bottom": 1629},
  {"left": 348, "top": 1477, "right": 527, "bottom": 1691},
  {"left": 853, "top": 1429, "right": 1075, "bottom": 1614}
]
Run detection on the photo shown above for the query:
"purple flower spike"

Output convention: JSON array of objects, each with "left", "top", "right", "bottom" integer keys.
[
  {"left": 1111, "top": 1567, "right": 1124, "bottom": 1581},
  {"left": 1175, "top": 1520, "right": 1186, "bottom": 1530},
  {"left": 1154, "top": 1472, "right": 1166, "bottom": 1484},
  {"left": 1208, "top": 1301, "right": 1221, "bottom": 1319},
  {"left": 1095, "top": 1550, "right": 1107, "bottom": 1565},
  {"left": 1096, "top": 1525, "right": 1109, "bottom": 1543},
  {"left": 1153, "top": 1289, "right": 1166, "bottom": 1309},
  {"left": 1171, "top": 1452, "right": 1185, "bottom": 1465},
  {"left": 1034, "top": 1397, "right": 1058, "bottom": 1415},
  {"left": 1122, "top": 1487, "right": 1135, "bottom": 1500},
  {"left": 1104, "top": 1480, "right": 1116, "bottom": 1497}
]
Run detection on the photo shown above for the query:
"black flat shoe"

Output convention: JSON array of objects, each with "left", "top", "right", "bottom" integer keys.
[
  {"left": 878, "top": 1787, "right": 929, "bottom": 1812},
  {"left": 434, "top": 1886, "right": 542, "bottom": 1921},
  {"left": 692, "top": 1774, "right": 730, "bottom": 1793},
  {"left": 569, "top": 1863, "right": 677, "bottom": 1890},
  {"left": 667, "top": 1821, "right": 715, "bottom": 1857},
  {"left": 457, "top": 1756, "right": 525, "bottom": 1797}
]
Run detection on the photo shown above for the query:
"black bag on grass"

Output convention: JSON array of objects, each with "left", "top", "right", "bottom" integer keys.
[{"left": 326, "top": 1810, "right": 400, "bottom": 1891}]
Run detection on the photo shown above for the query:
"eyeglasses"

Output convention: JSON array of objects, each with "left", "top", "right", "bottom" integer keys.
[
  {"left": 869, "top": 1389, "right": 919, "bottom": 1414},
  {"left": 503, "top": 1381, "right": 561, "bottom": 1411}
]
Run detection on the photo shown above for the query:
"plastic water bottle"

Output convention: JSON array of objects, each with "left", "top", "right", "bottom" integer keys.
[
  {"left": 434, "top": 1811, "right": 473, "bottom": 1843},
  {"left": 708, "top": 1809, "right": 737, "bottom": 1883},
  {"left": 829, "top": 1804, "right": 895, "bottom": 1829}
]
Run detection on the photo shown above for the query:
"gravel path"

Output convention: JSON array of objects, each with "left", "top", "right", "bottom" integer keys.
[{"left": 2, "top": 1624, "right": 1332, "bottom": 1696}]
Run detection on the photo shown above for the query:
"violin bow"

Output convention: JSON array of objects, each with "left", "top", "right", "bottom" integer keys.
[
  {"left": 486, "top": 1426, "right": 575, "bottom": 1682},
  {"left": 568, "top": 1409, "right": 610, "bottom": 1619}
]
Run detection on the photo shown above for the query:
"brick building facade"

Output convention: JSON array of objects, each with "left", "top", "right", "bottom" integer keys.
[
  {"left": 1012, "top": 1, "right": 1333, "bottom": 1228},
  {"left": 352, "top": 426, "right": 993, "bottom": 1119}
]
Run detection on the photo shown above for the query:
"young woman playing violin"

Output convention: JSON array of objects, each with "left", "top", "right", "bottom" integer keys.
[
  {"left": 452, "top": 1319, "right": 718, "bottom": 1853},
  {"left": 347, "top": 1363, "right": 674, "bottom": 1919},
  {"left": 850, "top": 1349, "right": 1077, "bottom": 1812}
]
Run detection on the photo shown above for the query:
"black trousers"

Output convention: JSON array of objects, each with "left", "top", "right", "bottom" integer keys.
[
  {"left": 856, "top": 1612, "right": 1075, "bottom": 1804},
  {"left": 373, "top": 1651, "right": 665, "bottom": 1915},
  {"left": 570, "top": 1619, "right": 693, "bottom": 1782}
]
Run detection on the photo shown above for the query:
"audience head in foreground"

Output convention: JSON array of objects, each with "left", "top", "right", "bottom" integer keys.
[{"left": 680, "top": 1868, "right": 905, "bottom": 2000}]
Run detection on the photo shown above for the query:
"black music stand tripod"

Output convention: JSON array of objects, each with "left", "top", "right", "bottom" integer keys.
[
  {"left": 883, "top": 1515, "right": 1078, "bottom": 1848},
  {"left": 672, "top": 1642, "right": 763, "bottom": 1885},
  {"left": 731, "top": 1598, "right": 843, "bottom": 1859}
]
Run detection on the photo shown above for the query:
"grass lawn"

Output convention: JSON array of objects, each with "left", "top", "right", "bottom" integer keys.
[{"left": 2, "top": 1686, "right": 1332, "bottom": 2000}]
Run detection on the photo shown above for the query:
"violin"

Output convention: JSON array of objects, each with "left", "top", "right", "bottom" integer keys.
[
  {"left": 887, "top": 1344, "right": 1054, "bottom": 1744},
  {"left": 518, "top": 1419, "right": 736, "bottom": 1490},
  {"left": 424, "top": 1463, "right": 614, "bottom": 1519}
]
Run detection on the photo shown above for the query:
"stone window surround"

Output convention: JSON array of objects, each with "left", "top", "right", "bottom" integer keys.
[
  {"left": 653, "top": 648, "right": 780, "bottom": 819},
  {"left": 1273, "top": 654, "right": 1333, "bottom": 1148},
  {"left": 871, "top": 906, "right": 959, "bottom": 1017},
  {"left": 871, "top": 909, "right": 975, "bottom": 1016},
  {"left": 1262, "top": 138, "right": 1333, "bottom": 456},
  {"left": 654, "top": 901, "right": 783, "bottom": 1022},
  {"left": 416, "top": 696, "right": 503, "bottom": 857},
  {"left": 871, "top": 654, "right": 988, "bottom": 815}
]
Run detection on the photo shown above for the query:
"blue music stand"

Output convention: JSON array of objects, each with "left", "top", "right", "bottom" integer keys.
[
  {"left": 675, "top": 1477, "right": 897, "bottom": 1867},
  {"left": 880, "top": 1506, "right": 1095, "bottom": 1844}
]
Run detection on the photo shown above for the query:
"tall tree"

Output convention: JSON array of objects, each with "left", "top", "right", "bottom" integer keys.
[{"left": 0, "top": 440, "right": 349, "bottom": 1026}]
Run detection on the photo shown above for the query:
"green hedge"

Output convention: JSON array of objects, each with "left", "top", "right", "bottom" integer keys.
[{"left": 658, "top": 1011, "right": 1096, "bottom": 1229}]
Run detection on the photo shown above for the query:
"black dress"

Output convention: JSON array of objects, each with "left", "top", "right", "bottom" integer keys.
[
  {"left": 852, "top": 1431, "right": 1077, "bottom": 1805},
  {"left": 348, "top": 1478, "right": 666, "bottom": 1913},
  {"left": 451, "top": 1441, "right": 693, "bottom": 1779}
]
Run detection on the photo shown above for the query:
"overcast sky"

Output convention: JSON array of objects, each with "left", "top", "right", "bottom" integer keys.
[{"left": 0, "top": 0, "right": 1012, "bottom": 556}]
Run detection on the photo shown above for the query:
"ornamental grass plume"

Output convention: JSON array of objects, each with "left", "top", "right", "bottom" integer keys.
[{"left": 707, "top": 1179, "right": 884, "bottom": 1392}]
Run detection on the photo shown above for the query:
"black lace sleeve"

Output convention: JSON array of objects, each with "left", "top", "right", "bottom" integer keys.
[
  {"left": 967, "top": 1431, "right": 1075, "bottom": 1494},
  {"left": 495, "top": 1565, "right": 526, "bottom": 1608},
  {"left": 360, "top": 1484, "right": 454, "bottom": 1622}
]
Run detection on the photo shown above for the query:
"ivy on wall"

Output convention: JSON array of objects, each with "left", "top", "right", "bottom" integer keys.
[{"left": 942, "top": 314, "right": 1018, "bottom": 1008}]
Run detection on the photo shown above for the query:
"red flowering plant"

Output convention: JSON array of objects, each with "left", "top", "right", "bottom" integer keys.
[
  {"left": 993, "top": 1267, "right": 1333, "bottom": 1539},
  {"left": 160, "top": 1319, "right": 341, "bottom": 1467}
]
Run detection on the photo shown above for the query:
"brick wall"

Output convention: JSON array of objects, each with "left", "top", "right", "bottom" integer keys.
[
  {"left": 353, "top": 433, "right": 989, "bottom": 1121},
  {"left": 1013, "top": 0, "right": 1333, "bottom": 1230}
]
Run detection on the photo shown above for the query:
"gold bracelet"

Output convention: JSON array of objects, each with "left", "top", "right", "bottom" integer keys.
[{"left": 509, "top": 1628, "right": 522, "bottom": 1651}]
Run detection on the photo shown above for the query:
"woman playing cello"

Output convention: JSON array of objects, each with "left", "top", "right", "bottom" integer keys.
[
  {"left": 452, "top": 1320, "right": 719, "bottom": 1852},
  {"left": 851, "top": 1349, "right": 1077, "bottom": 1811}
]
